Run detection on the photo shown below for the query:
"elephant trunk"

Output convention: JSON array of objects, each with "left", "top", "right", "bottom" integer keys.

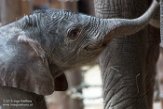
[{"left": 104, "top": 0, "right": 159, "bottom": 38}]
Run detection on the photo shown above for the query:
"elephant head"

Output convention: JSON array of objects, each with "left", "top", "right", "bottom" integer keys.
[{"left": 0, "top": 0, "right": 159, "bottom": 95}]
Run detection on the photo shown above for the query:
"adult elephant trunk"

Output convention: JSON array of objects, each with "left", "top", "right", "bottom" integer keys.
[
  {"left": 94, "top": 0, "right": 159, "bottom": 45},
  {"left": 100, "top": 0, "right": 159, "bottom": 42},
  {"left": 95, "top": 0, "right": 160, "bottom": 109}
]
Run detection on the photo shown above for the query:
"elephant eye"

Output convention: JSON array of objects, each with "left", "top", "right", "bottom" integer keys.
[{"left": 67, "top": 28, "right": 81, "bottom": 40}]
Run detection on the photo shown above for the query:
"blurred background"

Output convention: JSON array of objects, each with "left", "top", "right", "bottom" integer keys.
[{"left": 0, "top": 0, "right": 162, "bottom": 109}]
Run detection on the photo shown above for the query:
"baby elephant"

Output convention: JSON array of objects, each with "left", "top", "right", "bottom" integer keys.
[{"left": 0, "top": 0, "right": 159, "bottom": 108}]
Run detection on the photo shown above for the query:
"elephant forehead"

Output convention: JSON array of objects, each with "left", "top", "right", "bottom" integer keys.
[{"left": 42, "top": 9, "right": 90, "bottom": 25}]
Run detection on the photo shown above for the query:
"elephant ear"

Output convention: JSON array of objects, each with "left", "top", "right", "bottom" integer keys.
[{"left": 0, "top": 35, "right": 55, "bottom": 95}]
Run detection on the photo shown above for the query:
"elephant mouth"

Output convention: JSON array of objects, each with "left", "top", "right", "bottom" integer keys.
[{"left": 84, "top": 42, "right": 107, "bottom": 51}]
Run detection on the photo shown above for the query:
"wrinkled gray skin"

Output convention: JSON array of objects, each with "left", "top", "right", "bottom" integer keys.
[
  {"left": 95, "top": 0, "right": 160, "bottom": 109},
  {"left": 0, "top": 0, "right": 158, "bottom": 70},
  {"left": 0, "top": 0, "right": 159, "bottom": 109}
]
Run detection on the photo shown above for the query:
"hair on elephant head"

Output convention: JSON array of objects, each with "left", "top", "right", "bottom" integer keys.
[{"left": 0, "top": 0, "right": 159, "bottom": 95}]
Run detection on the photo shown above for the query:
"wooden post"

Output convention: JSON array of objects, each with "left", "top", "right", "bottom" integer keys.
[
  {"left": 21, "top": 0, "right": 32, "bottom": 15},
  {"left": 78, "top": 0, "right": 95, "bottom": 15},
  {"left": 0, "top": 0, "right": 22, "bottom": 25},
  {"left": 0, "top": 0, "right": 32, "bottom": 25},
  {"left": 60, "top": 0, "right": 78, "bottom": 12}
]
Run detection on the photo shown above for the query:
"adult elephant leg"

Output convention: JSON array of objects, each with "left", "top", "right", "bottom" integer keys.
[
  {"left": 99, "top": 36, "right": 148, "bottom": 109},
  {"left": 145, "top": 0, "right": 160, "bottom": 108},
  {"left": 144, "top": 26, "right": 160, "bottom": 109},
  {"left": 0, "top": 87, "right": 47, "bottom": 109},
  {"left": 95, "top": 0, "right": 154, "bottom": 109}
]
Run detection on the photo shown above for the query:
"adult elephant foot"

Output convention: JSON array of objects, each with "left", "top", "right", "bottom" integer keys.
[{"left": 0, "top": 87, "right": 47, "bottom": 109}]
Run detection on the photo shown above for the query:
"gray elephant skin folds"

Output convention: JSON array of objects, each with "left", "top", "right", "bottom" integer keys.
[{"left": 0, "top": 0, "right": 159, "bottom": 95}]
